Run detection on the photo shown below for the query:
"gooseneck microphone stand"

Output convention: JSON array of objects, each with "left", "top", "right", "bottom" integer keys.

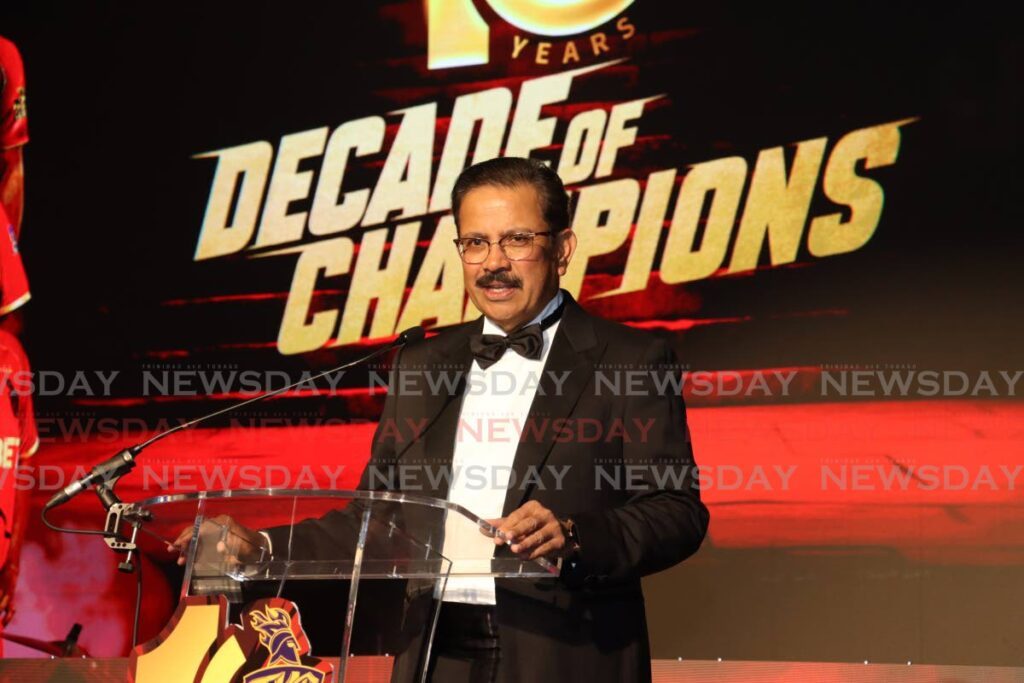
[{"left": 40, "top": 327, "right": 424, "bottom": 646}]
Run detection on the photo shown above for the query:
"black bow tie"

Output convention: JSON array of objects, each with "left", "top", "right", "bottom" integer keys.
[{"left": 469, "top": 299, "right": 565, "bottom": 370}]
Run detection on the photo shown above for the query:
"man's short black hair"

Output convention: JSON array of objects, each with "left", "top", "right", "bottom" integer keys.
[{"left": 451, "top": 157, "right": 571, "bottom": 233}]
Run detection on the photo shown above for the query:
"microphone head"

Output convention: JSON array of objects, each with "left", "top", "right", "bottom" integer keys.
[{"left": 396, "top": 326, "right": 425, "bottom": 346}]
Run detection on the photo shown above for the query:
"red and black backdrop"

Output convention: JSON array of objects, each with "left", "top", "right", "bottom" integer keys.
[{"left": 2, "top": 1, "right": 1021, "bottom": 668}]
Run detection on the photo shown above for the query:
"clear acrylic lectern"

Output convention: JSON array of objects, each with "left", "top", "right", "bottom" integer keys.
[{"left": 136, "top": 489, "right": 557, "bottom": 682}]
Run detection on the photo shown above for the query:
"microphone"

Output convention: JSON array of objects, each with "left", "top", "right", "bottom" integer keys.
[
  {"left": 396, "top": 325, "right": 425, "bottom": 346},
  {"left": 44, "top": 447, "right": 141, "bottom": 511},
  {"left": 43, "top": 326, "right": 425, "bottom": 511}
]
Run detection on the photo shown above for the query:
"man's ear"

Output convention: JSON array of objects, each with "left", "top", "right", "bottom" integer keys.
[{"left": 555, "top": 230, "right": 577, "bottom": 276}]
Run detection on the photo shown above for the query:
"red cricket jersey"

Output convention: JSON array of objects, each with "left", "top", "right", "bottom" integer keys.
[
  {"left": 0, "top": 36, "right": 28, "bottom": 151},
  {"left": 0, "top": 204, "right": 28, "bottom": 316},
  {"left": 0, "top": 327, "right": 37, "bottom": 569}
]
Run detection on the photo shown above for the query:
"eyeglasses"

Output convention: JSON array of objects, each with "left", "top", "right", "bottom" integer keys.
[{"left": 452, "top": 231, "right": 555, "bottom": 264}]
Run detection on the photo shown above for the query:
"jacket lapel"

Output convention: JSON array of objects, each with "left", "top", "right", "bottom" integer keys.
[{"left": 501, "top": 293, "right": 607, "bottom": 516}]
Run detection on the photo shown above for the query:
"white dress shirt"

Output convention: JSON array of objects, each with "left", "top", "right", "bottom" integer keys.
[{"left": 441, "top": 290, "right": 564, "bottom": 604}]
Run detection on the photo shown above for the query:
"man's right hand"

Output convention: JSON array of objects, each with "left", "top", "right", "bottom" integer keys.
[{"left": 168, "top": 514, "right": 269, "bottom": 567}]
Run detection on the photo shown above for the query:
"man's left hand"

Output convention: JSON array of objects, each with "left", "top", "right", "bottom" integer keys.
[{"left": 490, "top": 500, "right": 569, "bottom": 561}]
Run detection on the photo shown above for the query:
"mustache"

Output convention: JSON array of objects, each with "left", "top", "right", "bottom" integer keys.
[{"left": 476, "top": 272, "right": 522, "bottom": 288}]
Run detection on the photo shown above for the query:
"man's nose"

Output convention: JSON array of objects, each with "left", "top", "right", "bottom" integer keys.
[{"left": 482, "top": 239, "right": 511, "bottom": 272}]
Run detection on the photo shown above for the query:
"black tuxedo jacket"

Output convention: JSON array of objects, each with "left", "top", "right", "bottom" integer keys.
[{"left": 269, "top": 291, "right": 709, "bottom": 683}]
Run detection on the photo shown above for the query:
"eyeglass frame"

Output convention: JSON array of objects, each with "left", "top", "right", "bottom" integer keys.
[{"left": 452, "top": 230, "right": 558, "bottom": 263}]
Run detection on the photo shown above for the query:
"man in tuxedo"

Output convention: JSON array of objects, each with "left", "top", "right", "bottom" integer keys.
[{"left": 174, "top": 157, "right": 709, "bottom": 683}]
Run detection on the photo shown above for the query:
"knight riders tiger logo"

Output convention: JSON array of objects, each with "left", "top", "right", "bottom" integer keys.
[
  {"left": 243, "top": 605, "right": 327, "bottom": 683},
  {"left": 129, "top": 596, "right": 334, "bottom": 683}
]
